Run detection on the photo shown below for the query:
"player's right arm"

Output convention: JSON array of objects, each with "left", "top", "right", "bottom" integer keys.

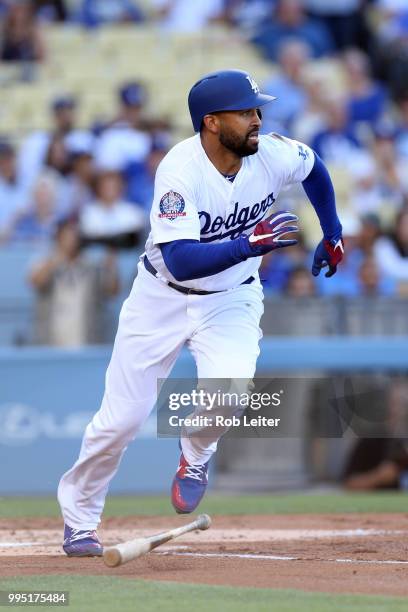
[{"left": 151, "top": 163, "right": 297, "bottom": 282}]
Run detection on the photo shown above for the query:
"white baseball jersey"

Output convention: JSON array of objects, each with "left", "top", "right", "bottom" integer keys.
[{"left": 145, "top": 133, "right": 315, "bottom": 291}]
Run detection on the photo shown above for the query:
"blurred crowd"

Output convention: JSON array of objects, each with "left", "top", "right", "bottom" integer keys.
[
  {"left": 0, "top": 80, "right": 169, "bottom": 246},
  {"left": 0, "top": 75, "right": 172, "bottom": 346},
  {"left": 0, "top": 0, "right": 408, "bottom": 345}
]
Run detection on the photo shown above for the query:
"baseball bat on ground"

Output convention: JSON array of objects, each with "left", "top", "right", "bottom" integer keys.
[{"left": 103, "top": 513, "right": 211, "bottom": 567}]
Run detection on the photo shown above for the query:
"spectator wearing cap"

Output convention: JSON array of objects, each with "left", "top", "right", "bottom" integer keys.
[
  {"left": 251, "top": 0, "right": 334, "bottom": 61},
  {"left": 0, "top": 1, "right": 45, "bottom": 62},
  {"left": 117, "top": 82, "right": 146, "bottom": 128},
  {"left": 75, "top": 0, "right": 144, "bottom": 28},
  {"left": 29, "top": 218, "right": 120, "bottom": 346},
  {"left": 0, "top": 140, "right": 30, "bottom": 242},
  {"left": 261, "top": 39, "right": 311, "bottom": 135},
  {"left": 151, "top": 0, "right": 225, "bottom": 32},
  {"left": 51, "top": 95, "right": 77, "bottom": 134},
  {"left": 94, "top": 82, "right": 151, "bottom": 173},
  {"left": 18, "top": 97, "right": 74, "bottom": 189},
  {"left": 79, "top": 170, "right": 146, "bottom": 248},
  {"left": 18, "top": 95, "right": 93, "bottom": 191}
]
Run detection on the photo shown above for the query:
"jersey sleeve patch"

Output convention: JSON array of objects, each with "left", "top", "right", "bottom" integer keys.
[
  {"left": 158, "top": 191, "right": 186, "bottom": 221},
  {"left": 297, "top": 143, "right": 310, "bottom": 161}
]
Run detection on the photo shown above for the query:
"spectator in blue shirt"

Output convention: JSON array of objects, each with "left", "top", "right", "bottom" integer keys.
[
  {"left": 260, "top": 233, "right": 312, "bottom": 294},
  {"left": 261, "top": 39, "right": 310, "bottom": 134},
  {"left": 343, "top": 49, "right": 387, "bottom": 128},
  {"left": 357, "top": 254, "right": 396, "bottom": 296},
  {"left": 311, "top": 96, "right": 362, "bottom": 164},
  {"left": 251, "top": 0, "right": 334, "bottom": 61},
  {"left": 315, "top": 213, "right": 395, "bottom": 297},
  {"left": 11, "top": 173, "right": 59, "bottom": 243},
  {"left": 124, "top": 139, "right": 168, "bottom": 210}
]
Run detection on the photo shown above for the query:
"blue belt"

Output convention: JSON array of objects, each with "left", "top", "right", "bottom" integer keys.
[{"left": 143, "top": 256, "right": 254, "bottom": 296}]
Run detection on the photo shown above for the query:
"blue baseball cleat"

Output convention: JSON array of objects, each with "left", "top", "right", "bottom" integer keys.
[
  {"left": 171, "top": 452, "right": 209, "bottom": 514},
  {"left": 63, "top": 525, "right": 103, "bottom": 557}
]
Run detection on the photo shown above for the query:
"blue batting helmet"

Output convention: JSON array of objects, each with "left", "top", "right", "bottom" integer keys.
[{"left": 188, "top": 69, "right": 276, "bottom": 133}]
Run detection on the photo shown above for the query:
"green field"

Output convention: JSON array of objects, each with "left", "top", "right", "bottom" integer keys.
[
  {"left": 1, "top": 491, "right": 408, "bottom": 518},
  {"left": 0, "top": 576, "right": 406, "bottom": 612},
  {"left": 1, "top": 493, "right": 407, "bottom": 611}
]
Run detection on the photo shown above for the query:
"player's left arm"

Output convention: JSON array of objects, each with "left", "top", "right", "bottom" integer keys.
[{"left": 302, "top": 152, "right": 344, "bottom": 278}]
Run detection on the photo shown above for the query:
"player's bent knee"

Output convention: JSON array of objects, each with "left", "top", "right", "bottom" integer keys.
[{"left": 85, "top": 392, "right": 156, "bottom": 450}]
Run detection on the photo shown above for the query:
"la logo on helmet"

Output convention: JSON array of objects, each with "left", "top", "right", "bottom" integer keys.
[{"left": 246, "top": 75, "right": 260, "bottom": 94}]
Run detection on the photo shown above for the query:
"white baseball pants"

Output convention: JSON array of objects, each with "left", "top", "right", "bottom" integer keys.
[{"left": 58, "top": 260, "right": 263, "bottom": 529}]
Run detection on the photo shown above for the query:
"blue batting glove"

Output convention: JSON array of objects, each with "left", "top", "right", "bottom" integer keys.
[{"left": 312, "top": 237, "right": 344, "bottom": 277}]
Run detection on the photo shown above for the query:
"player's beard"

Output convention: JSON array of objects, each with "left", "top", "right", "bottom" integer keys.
[{"left": 219, "top": 126, "right": 259, "bottom": 157}]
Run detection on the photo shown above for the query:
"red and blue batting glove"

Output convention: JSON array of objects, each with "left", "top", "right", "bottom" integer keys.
[
  {"left": 247, "top": 211, "right": 299, "bottom": 255},
  {"left": 312, "top": 237, "right": 344, "bottom": 277}
]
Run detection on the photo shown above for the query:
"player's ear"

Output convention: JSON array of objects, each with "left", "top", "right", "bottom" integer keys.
[{"left": 202, "top": 114, "right": 220, "bottom": 134}]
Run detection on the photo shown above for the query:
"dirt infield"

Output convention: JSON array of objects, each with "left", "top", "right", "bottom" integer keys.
[{"left": 2, "top": 514, "right": 408, "bottom": 595}]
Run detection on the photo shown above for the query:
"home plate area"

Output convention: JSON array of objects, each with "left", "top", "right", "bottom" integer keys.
[{"left": 1, "top": 514, "right": 408, "bottom": 596}]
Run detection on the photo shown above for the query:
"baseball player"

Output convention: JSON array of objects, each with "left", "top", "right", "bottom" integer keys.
[{"left": 58, "top": 69, "right": 344, "bottom": 556}]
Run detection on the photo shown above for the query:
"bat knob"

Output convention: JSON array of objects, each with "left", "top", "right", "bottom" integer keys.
[
  {"left": 103, "top": 547, "right": 122, "bottom": 567},
  {"left": 197, "top": 513, "right": 211, "bottom": 530}
]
